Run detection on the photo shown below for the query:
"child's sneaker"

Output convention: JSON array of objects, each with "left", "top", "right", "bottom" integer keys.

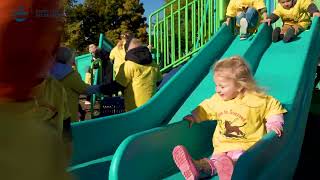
[
  {"left": 239, "top": 18, "right": 248, "bottom": 40},
  {"left": 213, "top": 155, "right": 234, "bottom": 180},
  {"left": 240, "top": 33, "right": 250, "bottom": 40},
  {"left": 283, "top": 27, "right": 295, "bottom": 43},
  {"left": 272, "top": 27, "right": 281, "bottom": 42},
  {"left": 172, "top": 145, "right": 199, "bottom": 180}
]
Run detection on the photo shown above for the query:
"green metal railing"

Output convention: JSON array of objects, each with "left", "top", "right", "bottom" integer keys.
[{"left": 148, "top": 0, "right": 227, "bottom": 72}]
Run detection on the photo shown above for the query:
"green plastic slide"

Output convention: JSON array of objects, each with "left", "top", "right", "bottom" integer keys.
[
  {"left": 108, "top": 18, "right": 320, "bottom": 180},
  {"left": 70, "top": 23, "right": 272, "bottom": 179}
]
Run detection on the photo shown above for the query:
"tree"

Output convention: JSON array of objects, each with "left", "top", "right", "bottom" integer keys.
[{"left": 62, "top": 0, "right": 148, "bottom": 53}]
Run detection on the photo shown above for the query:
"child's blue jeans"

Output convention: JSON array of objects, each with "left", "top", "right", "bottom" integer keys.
[{"left": 236, "top": 8, "right": 259, "bottom": 29}]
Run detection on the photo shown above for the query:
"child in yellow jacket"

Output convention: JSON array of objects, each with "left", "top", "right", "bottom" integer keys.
[
  {"left": 226, "top": 0, "right": 268, "bottom": 40},
  {"left": 101, "top": 37, "right": 162, "bottom": 112},
  {"left": 51, "top": 47, "right": 101, "bottom": 122},
  {"left": 262, "top": 0, "right": 320, "bottom": 42}
]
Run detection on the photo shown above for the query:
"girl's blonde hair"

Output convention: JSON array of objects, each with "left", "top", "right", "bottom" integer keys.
[{"left": 213, "top": 56, "right": 264, "bottom": 94}]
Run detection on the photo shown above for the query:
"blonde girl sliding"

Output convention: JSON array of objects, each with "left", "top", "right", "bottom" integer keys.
[{"left": 172, "top": 56, "right": 287, "bottom": 180}]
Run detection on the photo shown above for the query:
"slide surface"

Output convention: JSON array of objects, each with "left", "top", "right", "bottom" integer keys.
[{"left": 108, "top": 18, "right": 320, "bottom": 180}]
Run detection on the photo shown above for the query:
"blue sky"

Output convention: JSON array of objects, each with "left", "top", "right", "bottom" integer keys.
[
  {"left": 77, "top": 0, "right": 165, "bottom": 20},
  {"left": 141, "top": 0, "right": 165, "bottom": 20}
]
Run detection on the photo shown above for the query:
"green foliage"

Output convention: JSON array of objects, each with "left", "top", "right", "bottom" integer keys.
[{"left": 62, "top": 0, "right": 148, "bottom": 54}]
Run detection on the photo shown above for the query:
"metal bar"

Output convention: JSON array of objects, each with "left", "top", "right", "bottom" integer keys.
[
  {"left": 178, "top": 0, "right": 181, "bottom": 58},
  {"left": 192, "top": 1, "right": 196, "bottom": 50},
  {"left": 185, "top": 0, "right": 189, "bottom": 54},
  {"left": 171, "top": 4, "right": 176, "bottom": 64},
  {"left": 156, "top": 14, "right": 160, "bottom": 64}
]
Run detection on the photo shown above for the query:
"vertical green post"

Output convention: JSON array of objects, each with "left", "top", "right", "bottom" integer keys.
[
  {"left": 208, "top": 0, "right": 212, "bottom": 36},
  {"left": 217, "top": 0, "right": 226, "bottom": 30},
  {"left": 204, "top": 0, "right": 208, "bottom": 43},
  {"left": 166, "top": 16, "right": 170, "bottom": 66},
  {"left": 148, "top": 14, "right": 152, "bottom": 47},
  {"left": 192, "top": 1, "right": 196, "bottom": 50},
  {"left": 185, "top": 0, "right": 189, "bottom": 54},
  {"left": 163, "top": 9, "right": 167, "bottom": 68},
  {"left": 156, "top": 14, "right": 160, "bottom": 64},
  {"left": 160, "top": 21, "right": 163, "bottom": 68},
  {"left": 178, "top": 0, "right": 181, "bottom": 58},
  {"left": 171, "top": 4, "right": 175, "bottom": 64},
  {"left": 200, "top": 0, "right": 204, "bottom": 46},
  {"left": 197, "top": 0, "right": 200, "bottom": 44}
]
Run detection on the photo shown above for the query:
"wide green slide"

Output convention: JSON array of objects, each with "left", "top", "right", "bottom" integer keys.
[{"left": 108, "top": 18, "right": 320, "bottom": 180}]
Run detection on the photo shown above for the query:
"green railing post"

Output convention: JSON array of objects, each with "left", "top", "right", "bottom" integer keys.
[
  {"left": 184, "top": 0, "right": 188, "bottom": 55},
  {"left": 171, "top": 4, "right": 176, "bottom": 64},
  {"left": 192, "top": 1, "right": 196, "bottom": 50},
  {"left": 156, "top": 15, "right": 160, "bottom": 64},
  {"left": 178, "top": 0, "right": 182, "bottom": 59}
]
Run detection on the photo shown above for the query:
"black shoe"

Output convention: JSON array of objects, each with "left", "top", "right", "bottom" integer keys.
[
  {"left": 272, "top": 27, "right": 281, "bottom": 42},
  {"left": 283, "top": 27, "right": 295, "bottom": 43}
]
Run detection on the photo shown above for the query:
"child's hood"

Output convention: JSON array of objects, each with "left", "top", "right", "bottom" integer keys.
[
  {"left": 125, "top": 46, "right": 153, "bottom": 65},
  {"left": 50, "top": 63, "right": 73, "bottom": 80}
]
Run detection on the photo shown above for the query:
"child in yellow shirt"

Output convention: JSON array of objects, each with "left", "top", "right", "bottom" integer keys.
[
  {"left": 225, "top": 0, "right": 268, "bottom": 40},
  {"left": 262, "top": 0, "right": 320, "bottom": 42},
  {"left": 172, "top": 56, "right": 287, "bottom": 180},
  {"left": 100, "top": 37, "right": 162, "bottom": 111},
  {"left": 51, "top": 47, "right": 101, "bottom": 122},
  {"left": 109, "top": 33, "right": 132, "bottom": 77}
]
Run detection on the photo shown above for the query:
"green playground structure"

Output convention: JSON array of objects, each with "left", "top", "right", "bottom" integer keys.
[
  {"left": 70, "top": 0, "right": 320, "bottom": 179},
  {"left": 108, "top": 18, "right": 320, "bottom": 180}
]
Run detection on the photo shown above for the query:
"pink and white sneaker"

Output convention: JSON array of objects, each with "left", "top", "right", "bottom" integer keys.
[
  {"left": 172, "top": 145, "right": 199, "bottom": 180},
  {"left": 213, "top": 155, "right": 234, "bottom": 180}
]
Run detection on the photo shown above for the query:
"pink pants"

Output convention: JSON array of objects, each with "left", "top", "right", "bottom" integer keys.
[{"left": 211, "top": 150, "right": 244, "bottom": 163}]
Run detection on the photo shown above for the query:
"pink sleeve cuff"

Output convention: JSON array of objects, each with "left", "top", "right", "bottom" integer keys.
[{"left": 266, "top": 114, "right": 284, "bottom": 132}]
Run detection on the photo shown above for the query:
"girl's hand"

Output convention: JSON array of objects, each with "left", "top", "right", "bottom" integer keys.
[
  {"left": 313, "top": 12, "right": 320, "bottom": 17},
  {"left": 225, "top": 18, "right": 231, "bottom": 26},
  {"left": 261, "top": 18, "right": 271, "bottom": 26},
  {"left": 183, "top": 115, "right": 195, "bottom": 128},
  {"left": 267, "top": 125, "right": 283, "bottom": 137}
]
